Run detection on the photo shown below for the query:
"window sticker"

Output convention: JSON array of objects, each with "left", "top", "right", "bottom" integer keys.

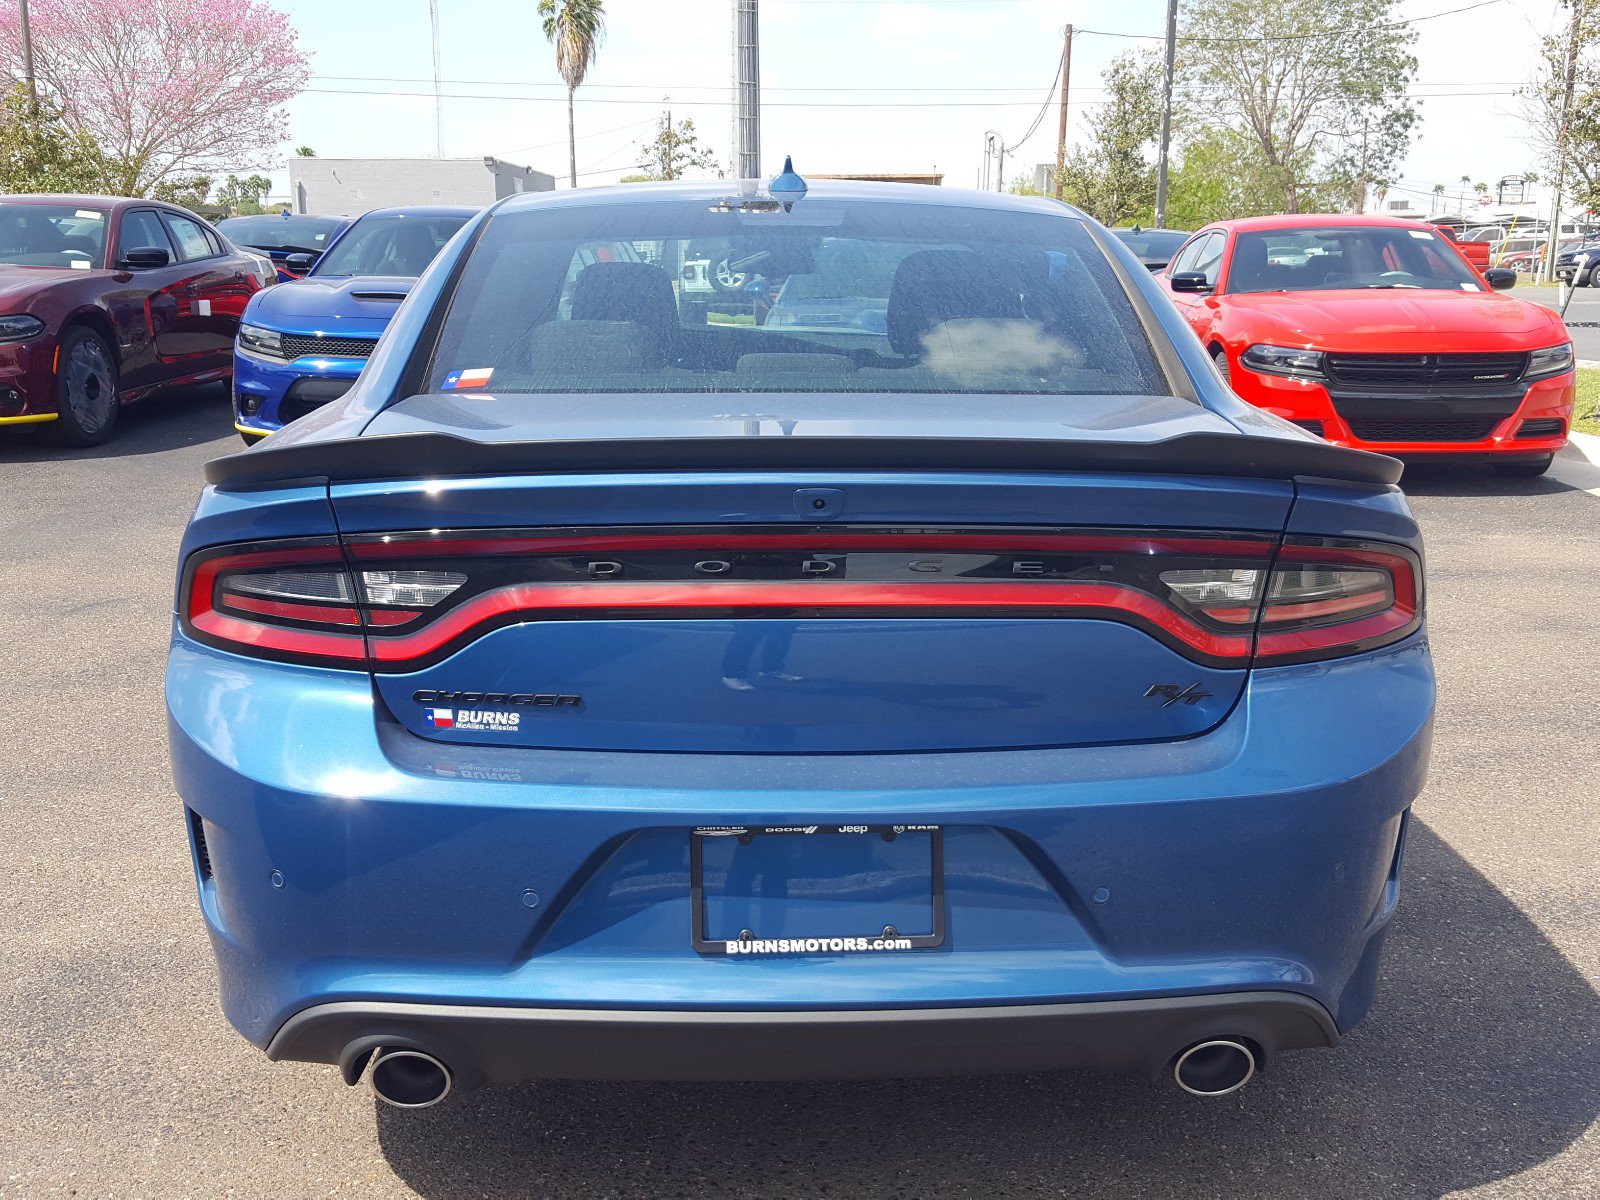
[
  {"left": 75, "top": 209, "right": 103, "bottom": 220},
  {"left": 1407, "top": 230, "right": 1434, "bottom": 240},
  {"left": 442, "top": 367, "right": 493, "bottom": 390},
  {"left": 70, "top": 260, "right": 91, "bottom": 269}
]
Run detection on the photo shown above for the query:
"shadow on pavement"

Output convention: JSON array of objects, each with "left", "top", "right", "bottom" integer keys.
[
  {"left": 1398, "top": 450, "right": 1597, "bottom": 498},
  {"left": 0, "top": 382, "right": 236, "bottom": 464},
  {"left": 373, "top": 821, "right": 1600, "bottom": 1198}
]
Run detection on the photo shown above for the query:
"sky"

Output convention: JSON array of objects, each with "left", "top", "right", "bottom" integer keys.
[{"left": 261, "top": 0, "right": 1566, "bottom": 212}]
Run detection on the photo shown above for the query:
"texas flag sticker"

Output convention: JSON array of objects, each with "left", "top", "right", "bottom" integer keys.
[
  {"left": 442, "top": 367, "right": 493, "bottom": 390},
  {"left": 424, "top": 708, "right": 455, "bottom": 728}
]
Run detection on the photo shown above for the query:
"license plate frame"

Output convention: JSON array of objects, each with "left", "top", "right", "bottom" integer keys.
[{"left": 690, "top": 824, "right": 946, "bottom": 956}]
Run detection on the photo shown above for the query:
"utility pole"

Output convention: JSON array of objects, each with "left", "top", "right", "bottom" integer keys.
[
  {"left": 428, "top": 0, "right": 444, "bottom": 157},
  {"left": 1153, "top": 0, "right": 1178, "bottom": 227},
  {"left": 733, "top": 0, "right": 761, "bottom": 179},
  {"left": 1541, "top": 2, "right": 1584, "bottom": 284},
  {"left": 1052, "top": 25, "right": 1072, "bottom": 200},
  {"left": 18, "top": 0, "right": 37, "bottom": 110}
]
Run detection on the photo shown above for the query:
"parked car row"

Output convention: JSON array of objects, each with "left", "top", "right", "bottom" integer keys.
[{"left": 0, "top": 195, "right": 275, "bottom": 444}]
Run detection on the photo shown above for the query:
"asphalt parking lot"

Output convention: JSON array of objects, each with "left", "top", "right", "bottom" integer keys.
[
  {"left": 2, "top": 387, "right": 1599, "bottom": 1198},
  {"left": 1520, "top": 284, "right": 1600, "bottom": 360}
]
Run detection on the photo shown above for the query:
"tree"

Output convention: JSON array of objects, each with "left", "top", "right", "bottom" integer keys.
[
  {"left": 1522, "top": 2, "right": 1600, "bottom": 214},
  {"left": 215, "top": 172, "right": 274, "bottom": 215},
  {"left": 1176, "top": 0, "right": 1417, "bottom": 213},
  {"left": 0, "top": 83, "right": 104, "bottom": 192},
  {"left": 636, "top": 112, "right": 719, "bottom": 181},
  {"left": 538, "top": 0, "right": 605, "bottom": 189},
  {"left": 0, "top": 0, "right": 309, "bottom": 197},
  {"left": 153, "top": 176, "right": 212, "bottom": 208},
  {"left": 1165, "top": 128, "right": 1306, "bottom": 227},
  {"left": 295, "top": 146, "right": 316, "bottom": 157},
  {"left": 1054, "top": 51, "right": 1162, "bottom": 224}
]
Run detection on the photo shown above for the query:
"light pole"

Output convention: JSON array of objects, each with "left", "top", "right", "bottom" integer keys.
[
  {"left": 428, "top": 0, "right": 444, "bottom": 157},
  {"left": 733, "top": 0, "right": 760, "bottom": 179},
  {"left": 1153, "top": 0, "right": 1178, "bottom": 228},
  {"left": 18, "top": 0, "right": 37, "bottom": 110}
]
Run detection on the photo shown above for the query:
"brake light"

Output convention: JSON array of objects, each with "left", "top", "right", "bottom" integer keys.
[
  {"left": 181, "top": 540, "right": 367, "bottom": 666},
  {"left": 178, "top": 529, "right": 1421, "bottom": 670},
  {"left": 1253, "top": 538, "right": 1421, "bottom": 664}
]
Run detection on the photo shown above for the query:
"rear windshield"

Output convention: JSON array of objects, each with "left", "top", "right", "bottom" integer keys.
[
  {"left": 1115, "top": 229, "right": 1187, "bottom": 260},
  {"left": 0, "top": 203, "right": 106, "bottom": 269},
  {"left": 425, "top": 199, "right": 1168, "bottom": 396},
  {"left": 218, "top": 214, "right": 344, "bottom": 253},
  {"left": 1228, "top": 227, "right": 1482, "bottom": 294},
  {"left": 315, "top": 214, "right": 470, "bottom": 278}
]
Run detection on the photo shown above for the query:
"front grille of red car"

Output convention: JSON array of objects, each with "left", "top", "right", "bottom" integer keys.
[
  {"left": 1345, "top": 418, "right": 1500, "bottom": 443},
  {"left": 1324, "top": 353, "right": 1528, "bottom": 390}
]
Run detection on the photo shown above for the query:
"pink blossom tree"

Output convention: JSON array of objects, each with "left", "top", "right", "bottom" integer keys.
[{"left": 0, "top": 0, "right": 309, "bottom": 196}]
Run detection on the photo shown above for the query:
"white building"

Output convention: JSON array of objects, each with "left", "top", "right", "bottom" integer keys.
[{"left": 288, "top": 157, "right": 555, "bottom": 216}]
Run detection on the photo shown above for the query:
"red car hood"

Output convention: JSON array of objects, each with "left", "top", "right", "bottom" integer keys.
[
  {"left": 0, "top": 262, "right": 107, "bottom": 306},
  {"left": 1223, "top": 288, "right": 1568, "bottom": 352}
]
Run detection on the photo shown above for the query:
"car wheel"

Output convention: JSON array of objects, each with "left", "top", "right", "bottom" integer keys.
[
  {"left": 43, "top": 326, "right": 119, "bottom": 446},
  {"left": 1492, "top": 455, "right": 1554, "bottom": 478},
  {"left": 1211, "top": 347, "right": 1232, "bottom": 386},
  {"left": 710, "top": 256, "right": 750, "bottom": 294}
]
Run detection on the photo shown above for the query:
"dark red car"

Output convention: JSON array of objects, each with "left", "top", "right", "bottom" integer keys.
[
  {"left": 1161, "top": 215, "right": 1575, "bottom": 476},
  {"left": 0, "top": 194, "right": 273, "bottom": 445}
]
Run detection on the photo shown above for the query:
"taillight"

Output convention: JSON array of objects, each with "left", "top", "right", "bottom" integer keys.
[
  {"left": 181, "top": 539, "right": 366, "bottom": 667},
  {"left": 178, "top": 528, "right": 1421, "bottom": 670},
  {"left": 1253, "top": 538, "right": 1421, "bottom": 664}
]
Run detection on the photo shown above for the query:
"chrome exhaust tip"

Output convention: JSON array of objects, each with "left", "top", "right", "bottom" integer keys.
[
  {"left": 370, "top": 1048, "right": 453, "bottom": 1109},
  {"left": 1172, "top": 1038, "right": 1257, "bottom": 1097}
]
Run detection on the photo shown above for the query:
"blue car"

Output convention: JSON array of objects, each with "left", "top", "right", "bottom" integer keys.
[
  {"left": 215, "top": 212, "right": 352, "bottom": 282},
  {"left": 231, "top": 205, "right": 477, "bottom": 442},
  {"left": 167, "top": 177, "right": 1434, "bottom": 1108}
]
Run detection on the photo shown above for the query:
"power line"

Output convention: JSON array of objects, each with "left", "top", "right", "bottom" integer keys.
[{"left": 299, "top": 85, "right": 1520, "bottom": 109}]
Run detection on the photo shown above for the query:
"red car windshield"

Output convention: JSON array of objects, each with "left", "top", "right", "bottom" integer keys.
[
  {"left": 0, "top": 203, "right": 107, "bottom": 269},
  {"left": 1228, "top": 227, "right": 1482, "bottom": 294}
]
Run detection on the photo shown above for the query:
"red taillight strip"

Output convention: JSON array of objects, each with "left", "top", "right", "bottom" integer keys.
[
  {"left": 1254, "top": 541, "right": 1421, "bottom": 663},
  {"left": 365, "top": 580, "right": 1255, "bottom": 665},
  {"left": 346, "top": 532, "right": 1276, "bottom": 560},
  {"left": 1256, "top": 607, "right": 1417, "bottom": 658},
  {"left": 1257, "top": 589, "right": 1390, "bottom": 625},
  {"left": 183, "top": 543, "right": 367, "bottom": 665},
  {"left": 188, "top": 609, "right": 368, "bottom": 661},
  {"left": 220, "top": 592, "right": 362, "bottom": 626}
]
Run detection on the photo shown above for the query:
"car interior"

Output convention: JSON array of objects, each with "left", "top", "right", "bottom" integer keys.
[{"left": 432, "top": 232, "right": 1167, "bottom": 396}]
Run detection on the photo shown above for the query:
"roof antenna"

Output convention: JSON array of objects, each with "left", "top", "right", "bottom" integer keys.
[{"left": 770, "top": 156, "right": 807, "bottom": 197}]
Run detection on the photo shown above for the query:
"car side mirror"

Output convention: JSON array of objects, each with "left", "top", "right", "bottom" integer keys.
[
  {"left": 285, "top": 252, "right": 320, "bottom": 272},
  {"left": 1483, "top": 267, "right": 1516, "bottom": 291},
  {"left": 120, "top": 245, "right": 170, "bottom": 269},
  {"left": 1169, "top": 270, "right": 1212, "bottom": 293}
]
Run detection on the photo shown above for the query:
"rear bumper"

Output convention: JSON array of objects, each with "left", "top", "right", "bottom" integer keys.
[
  {"left": 271, "top": 991, "right": 1340, "bottom": 1086},
  {"left": 169, "top": 623, "right": 1433, "bottom": 1070}
]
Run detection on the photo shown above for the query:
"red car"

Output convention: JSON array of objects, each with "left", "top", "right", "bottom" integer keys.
[
  {"left": 0, "top": 194, "right": 273, "bottom": 446},
  {"left": 1161, "top": 214, "right": 1575, "bottom": 476}
]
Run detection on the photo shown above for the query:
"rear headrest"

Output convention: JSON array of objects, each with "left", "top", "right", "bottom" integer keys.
[
  {"left": 571, "top": 261, "right": 678, "bottom": 329},
  {"left": 526, "top": 320, "right": 653, "bottom": 374},
  {"left": 887, "top": 248, "right": 1046, "bottom": 357}
]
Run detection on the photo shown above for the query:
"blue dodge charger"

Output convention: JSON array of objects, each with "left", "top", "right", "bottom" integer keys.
[
  {"left": 167, "top": 175, "right": 1433, "bottom": 1108},
  {"left": 231, "top": 205, "right": 476, "bottom": 442}
]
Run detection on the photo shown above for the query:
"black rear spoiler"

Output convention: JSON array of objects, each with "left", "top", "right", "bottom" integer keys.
[{"left": 205, "top": 431, "right": 1403, "bottom": 490}]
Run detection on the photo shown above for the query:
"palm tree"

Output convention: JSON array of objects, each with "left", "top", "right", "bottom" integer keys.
[{"left": 538, "top": 0, "right": 605, "bottom": 188}]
